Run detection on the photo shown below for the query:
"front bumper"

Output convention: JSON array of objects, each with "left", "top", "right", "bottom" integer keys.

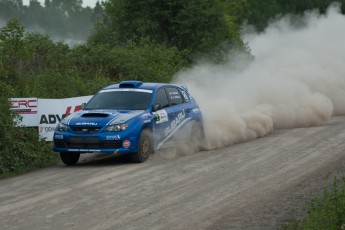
[{"left": 53, "top": 131, "right": 139, "bottom": 154}]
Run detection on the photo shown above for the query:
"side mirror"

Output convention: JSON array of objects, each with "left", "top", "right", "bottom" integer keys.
[
  {"left": 81, "top": 103, "right": 86, "bottom": 109},
  {"left": 152, "top": 103, "right": 161, "bottom": 112}
]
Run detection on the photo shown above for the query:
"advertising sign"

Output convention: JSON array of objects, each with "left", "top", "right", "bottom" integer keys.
[
  {"left": 38, "top": 96, "right": 92, "bottom": 141},
  {"left": 10, "top": 98, "right": 39, "bottom": 127}
]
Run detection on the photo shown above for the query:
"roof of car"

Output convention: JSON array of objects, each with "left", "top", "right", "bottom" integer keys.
[{"left": 102, "top": 81, "right": 179, "bottom": 91}]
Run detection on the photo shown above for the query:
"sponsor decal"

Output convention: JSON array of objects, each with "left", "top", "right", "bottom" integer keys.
[
  {"left": 10, "top": 99, "right": 38, "bottom": 114},
  {"left": 123, "top": 140, "right": 131, "bottom": 148},
  {"left": 153, "top": 110, "right": 168, "bottom": 124},
  {"left": 68, "top": 149, "right": 101, "bottom": 152},
  {"left": 38, "top": 96, "right": 92, "bottom": 141},
  {"left": 40, "top": 114, "right": 65, "bottom": 124},
  {"left": 106, "top": 135, "right": 121, "bottom": 141},
  {"left": 100, "top": 89, "right": 153, "bottom": 93},
  {"left": 10, "top": 98, "right": 39, "bottom": 127},
  {"left": 142, "top": 113, "right": 151, "bottom": 117},
  {"left": 75, "top": 122, "right": 98, "bottom": 126},
  {"left": 169, "top": 91, "right": 182, "bottom": 100},
  {"left": 65, "top": 105, "right": 82, "bottom": 117},
  {"left": 157, "top": 116, "right": 192, "bottom": 150},
  {"left": 39, "top": 126, "right": 56, "bottom": 133},
  {"left": 165, "top": 110, "right": 186, "bottom": 137},
  {"left": 40, "top": 105, "right": 85, "bottom": 125},
  {"left": 143, "top": 119, "right": 151, "bottom": 124},
  {"left": 54, "top": 134, "right": 63, "bottom": 140}
]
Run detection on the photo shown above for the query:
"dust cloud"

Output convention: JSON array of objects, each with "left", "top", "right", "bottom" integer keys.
[{"left": 174, "top": 4, "right": 345, "bottom": 149}]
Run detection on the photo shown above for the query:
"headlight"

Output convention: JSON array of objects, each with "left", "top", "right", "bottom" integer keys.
[
  {"left": 56, "top": 123, "right": 68, "bottom": 132},
  {"left": 104, "top": 124, "right": 128, "bottom": 132}
]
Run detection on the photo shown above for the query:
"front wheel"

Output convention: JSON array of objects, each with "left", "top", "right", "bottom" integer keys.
[
  {"left": 60, "top": 152, "right": 80, "bottom": 165},
  {"left": 132, "top": 129, "right": 152, "bottom": 163}
]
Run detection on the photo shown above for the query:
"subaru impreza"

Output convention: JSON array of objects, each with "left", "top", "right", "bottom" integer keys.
[{"left": 53, "top": 81, "right": 204, "bottom": 165}]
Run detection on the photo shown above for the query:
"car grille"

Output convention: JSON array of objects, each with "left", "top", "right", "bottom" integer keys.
[
  {"left": 54, "top": 138, "right": 122, "bottom": 149},
  {"left": 69, "top": 136, "right": 99, "bottom": 143},
  {"left": 54, "top": 140, "right": 66, "bottom": 148},
  {"left": 70, "top": 126, "right": 102, "bottom": 134}
]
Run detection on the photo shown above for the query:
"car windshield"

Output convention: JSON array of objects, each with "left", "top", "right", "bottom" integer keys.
[{"left": 84, "top": 89, "right": 152, "bottom": 110}]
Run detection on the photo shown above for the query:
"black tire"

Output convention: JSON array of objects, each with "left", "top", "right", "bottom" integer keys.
[
  {"left": 132, "top": 129, "right": 152, "bottom": 163},
  {"left": 60, "top": 152, "right": 80, "bottom": 165},
  {"left": 190, "top": 122, "right": 204, "bottom": 153}
]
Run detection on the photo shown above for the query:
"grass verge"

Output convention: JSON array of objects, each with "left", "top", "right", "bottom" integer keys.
[
  {"left": 0, "top": 156, "right": 59, "bottom": 180},
  {"left": 282, "top": 178, "right": 345, "bottom": 229},
  {"left": 0, "top": 131, "right": 59, "bottom": 180}
]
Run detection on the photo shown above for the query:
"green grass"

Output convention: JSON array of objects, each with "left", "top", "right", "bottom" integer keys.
[{"left": 282, "top": 178, "right": 345, "bottom": 230}]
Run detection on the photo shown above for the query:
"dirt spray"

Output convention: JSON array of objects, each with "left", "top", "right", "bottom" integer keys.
[{"left": 174, "top": 4, "right": 345, "bottom": 149}]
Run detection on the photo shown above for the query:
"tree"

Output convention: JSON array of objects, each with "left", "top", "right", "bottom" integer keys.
[
  {"left": 92, "top": 1, "right": 104, "bottom": 22},
  {"left": 246, "top": 0, "right": 281, "bottom": 31},
  {"left": 90, "top": 0, "right": 238, "bottom": 55},
  {"left": 0, "top": 19, "right": 28, "bottom": 82}
]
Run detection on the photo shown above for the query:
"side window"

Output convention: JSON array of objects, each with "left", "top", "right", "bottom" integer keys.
[
  {"left": 166, "top": 87, "right": 184, "bottom": 106},
  {"left": 153, "top": 88, "right": 169, "bottom": 109}
]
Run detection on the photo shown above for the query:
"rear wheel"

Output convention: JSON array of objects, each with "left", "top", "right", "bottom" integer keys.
[
  {"left": 132, "top": 129, "right": 152, "bottom": 163},
  {"left": 190, "top": 122, "right": 204, "bottom": 153},
  {"left": 60, "top": 152, "right": 80, "bottom": 165}
]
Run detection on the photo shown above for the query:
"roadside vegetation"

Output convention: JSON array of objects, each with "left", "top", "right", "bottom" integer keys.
[
  {"left": 0, "top": 81, "right": 57, "bottom": 177},
  {"left": 282, "top": 178, "right": 345, "bottom": 230}
]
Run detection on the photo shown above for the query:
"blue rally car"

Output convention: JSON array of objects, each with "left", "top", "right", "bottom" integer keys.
[{"left": 53, "top": 81, "right": 204, "bottom": 165}]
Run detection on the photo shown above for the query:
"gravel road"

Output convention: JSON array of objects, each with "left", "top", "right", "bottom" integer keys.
[{"left": 1, "top": 116, "right": 345, "bottom": 230}]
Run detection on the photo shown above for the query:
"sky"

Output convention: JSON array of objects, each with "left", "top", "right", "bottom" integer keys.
[{"left": 22, "top": 0, "right": 100, "bottom": 8}]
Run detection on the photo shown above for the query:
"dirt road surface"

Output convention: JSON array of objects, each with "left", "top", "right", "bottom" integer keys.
[{"left": 1, "top": 117, "right": 345, "bottom": 230}]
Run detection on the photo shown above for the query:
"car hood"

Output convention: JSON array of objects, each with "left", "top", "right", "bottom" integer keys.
[{"left": 65, "top": 110, "right": 146, "bottom": 127}]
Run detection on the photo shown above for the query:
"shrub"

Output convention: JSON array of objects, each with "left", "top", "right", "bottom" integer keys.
[{"left": 0, "top": 81, "right": 58, "bottom": 176}]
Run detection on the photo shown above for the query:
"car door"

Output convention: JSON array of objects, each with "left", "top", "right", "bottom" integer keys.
[
  {"left": 161, "top": 87, "right": 192, "bottom": 147},
  {"left": 151, "top": 87, "right": 171, "bottom": 148}
]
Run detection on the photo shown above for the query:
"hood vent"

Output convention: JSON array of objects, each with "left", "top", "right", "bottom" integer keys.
[{"left": 82, "top": 113, "right": 109, "bottom": 118}]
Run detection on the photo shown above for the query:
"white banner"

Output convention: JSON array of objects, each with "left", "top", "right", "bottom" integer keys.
[
  {"left": 38, "top": 96, "right": 92, "bottom": 141},
  {"left": 10, "top": 98, "right": 39, "bottom": 127}
]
